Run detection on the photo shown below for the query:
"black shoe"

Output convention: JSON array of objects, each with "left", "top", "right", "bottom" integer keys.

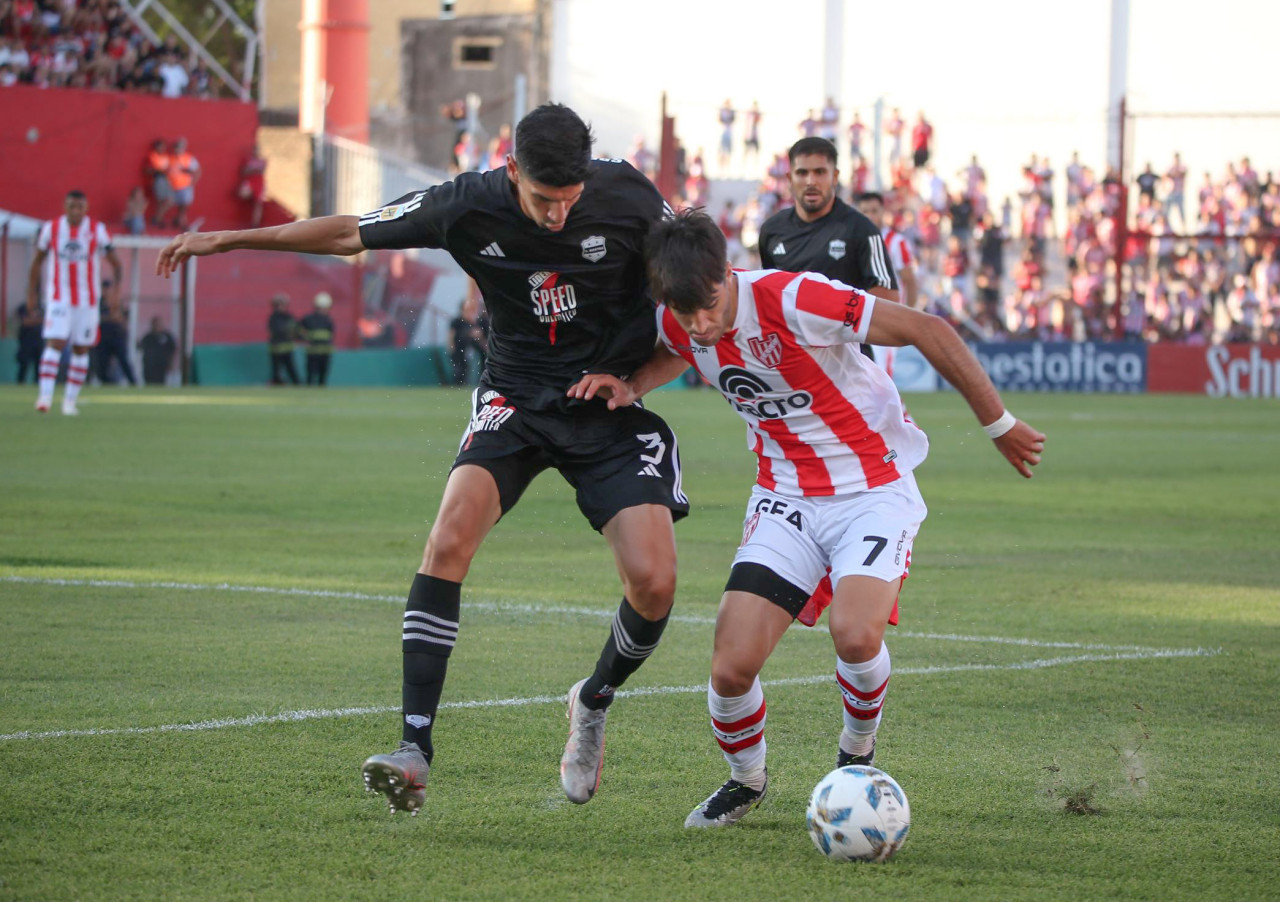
[
  {"left": 683, "top": 772, "right": 768, "bottom": 828},
  {"left": 837, "top": 739, "right": 875, "bottom": 769}
]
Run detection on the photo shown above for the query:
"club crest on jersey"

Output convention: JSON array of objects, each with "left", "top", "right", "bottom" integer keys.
[
  {"left": 747, "top": 332, "right": 784, "bottom": 369},
  {"left": 581, "top": 235, "right": 607, "bottom": 262},
  {"left": 528, "top": 271, "right": 578, "bottom": 324},
  {"left": 828, "top": 238, "right": 847, "bottom": 260}
]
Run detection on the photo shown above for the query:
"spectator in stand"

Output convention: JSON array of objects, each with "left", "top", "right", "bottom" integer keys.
[
  {"left": 818, "top": 96, "right": 838, "bottom": 143},
  {"left": 1065, "top": 151, "right": 1084, "bottom": 210},
  {"left": 138, "top": 316, "right": 176, "bottom": 385},
  {"left": 628, "top": 135, "right": 655, "bottom": 180},
  {"left": 441, "top": 99, "right": 466, "bottom": 166},
  {"left": 847, "top": 110, "right": 865, "bottom": 161},
  {"left": 743, "top": 101, "right": 761, "bottom": 169},
  {"left": 717, "top": 99, "right": 735, "bottom": 174},
  {"left": 123, "top": 186, "right": 146, "bottom": 235},
  {"left": 797, "top": 108, "right": 818, "bottom": 138},
  {"left": 910, "top": 111, "right": 933, "bottom": 169},
  {"left": 156, "top": 49, "right": 187, "bottom": 97},
  {"left": 1164, "top": 152, "right": 1187, "bottom": 227},
  {"left": 948, "top": 190, "right": 974, "bottom": 246},
  {"left": 685, "top": 149, "right": 710, "bottom": 207},
  {"left": 0, "top": 62, "right": 17, "bottom": 86},
  {"left": 886, "top": 107, "right": 904, "bottom": 165},
  {"left": 267, "top": 294, "right": 299, "bottom": 385},
  {"left": 239, "top": 144, "right": 267, "bottom": 227},
  {"left": 146, "top": 138, "right": 171, "bottom": 227},
  {"left": 166, "top": 137, "right": 200, "bottom": 230},
  {"left": 1136, "top": 162, "right": 1159, "bottom": 203},
  {"left": 13, "top": 298, "right": 44, "bottom": 383},
  {"left": 453, "top": 130, "right": 480, "bottom": 173}
]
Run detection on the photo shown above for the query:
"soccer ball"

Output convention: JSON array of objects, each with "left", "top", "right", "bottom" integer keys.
[{"left": 806, "top": 765, "right": 911, "bottom": 862}]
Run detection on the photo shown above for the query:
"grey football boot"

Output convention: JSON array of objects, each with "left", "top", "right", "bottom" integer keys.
[
  {"left": 362, "top": 741, "right": 429, "bottom": 816},
  {"left": 560, "top": 678, "right": 608, "bottom": 804},
  {"left": 684, "top": 772, "right": 768, "bottom": 828}
]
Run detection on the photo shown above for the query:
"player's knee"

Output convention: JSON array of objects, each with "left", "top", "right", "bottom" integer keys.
[
  {"left": 709, "top": 659, "right": 757, "bottom": 698},
  {"left": 622, "top": 564, "right": 676, "bottom": 612},
  {"left": 832, "top": 624, "right": 884, "bottom": 664},
  {"left": 420, "top": 524, "right": 479, "bottom": 575}
]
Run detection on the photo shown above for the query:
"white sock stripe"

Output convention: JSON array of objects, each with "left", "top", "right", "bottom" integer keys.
[
  {"left": 611, "top": 611, "right": 661, "bottom": 659},
  {"left": 402, "top": 621, "right": 457, "bottom": 640},
  {"left": 403, "top": 611, "right": 459, "bottom": 631},
  {"left": 402, "top": 630, "right": 456, "bottom": 648}
]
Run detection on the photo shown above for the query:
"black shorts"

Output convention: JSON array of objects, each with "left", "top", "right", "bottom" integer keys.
[{"left": 452, "top": 382, "right": 690, "bottom": 532}]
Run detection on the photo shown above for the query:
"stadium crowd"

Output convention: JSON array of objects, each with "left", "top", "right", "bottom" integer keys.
[
  {"left": 701, "top": 105, "right": 1280, "bottom": 347},
  {"left": 0, "top": 0, "right": 219, "bottom": 97}
]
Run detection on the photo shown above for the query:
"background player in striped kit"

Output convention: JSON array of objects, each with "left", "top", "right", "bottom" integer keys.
[
  {"left": 27, "top": 190, "right": 122, "bottom": 415},
  {"left": 857, "top": 190, "right": 924, "bottom": 378},
  {"left": 569, "top": 209, "right": 1044, "bottom": 828}
]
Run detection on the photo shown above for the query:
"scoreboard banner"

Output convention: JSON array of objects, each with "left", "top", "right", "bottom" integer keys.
[
  {"left": 1147, "top": 343, "right": 1280, "bottom": 398},
  {"left": 964, "top": 341, "right": 1147, "bottom": 393}
]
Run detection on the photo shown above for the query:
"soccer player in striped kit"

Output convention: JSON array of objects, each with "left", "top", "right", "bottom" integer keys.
[
  {"left": 569, "top": 209, "right": 1044, "bottom": 828},
  {"left": 27, "top": 190, "right": 123, "bottom": 415}
]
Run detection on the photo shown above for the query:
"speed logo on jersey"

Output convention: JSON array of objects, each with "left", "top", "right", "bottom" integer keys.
[
  {"left": 527, "top": 271, "right": 578, "bottom": 325},
  {"left": 747, "top": 332, "right": 783, "bottom": 369},
  {"left": 828, "top": 238, "right": 847, "bottom": 260},
  {"left": 717, "top": 367, "right": 812, "bottom": 420},
  {"left": 581, "top": 235, "right": 607, "bottom": 262}
]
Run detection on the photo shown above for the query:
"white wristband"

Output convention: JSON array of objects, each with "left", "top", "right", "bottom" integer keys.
[{"left": 982, "top": 410, "right": 1016, "bottom": 439}]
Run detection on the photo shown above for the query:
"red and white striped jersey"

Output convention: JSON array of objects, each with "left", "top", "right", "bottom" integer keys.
[
  {"left": 657, "top": 269, "right": 928, "bottom": 497},
  {"left": 36, "top": 215, "right": 112, "bottom": 308},
  {"left": 883, "top": 227, "right": 915, "bottom": 274}
]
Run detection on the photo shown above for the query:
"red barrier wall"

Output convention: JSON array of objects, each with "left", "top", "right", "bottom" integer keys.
[
  {"left": 0, "top": 86, "right": 261, "bottom": 232},
  {"left": 1148, "top": 344, "right": 1280, "bottom": 398}
]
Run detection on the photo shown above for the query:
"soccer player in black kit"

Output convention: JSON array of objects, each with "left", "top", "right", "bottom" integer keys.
[
  {"left": 156, "top": 104, "right": 687, "bottom": 815},
  {"left": 758, "top": 137, "right": 899, "bottom": 308}
]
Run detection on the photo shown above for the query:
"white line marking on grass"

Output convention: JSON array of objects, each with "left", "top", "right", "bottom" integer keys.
[
  {"left": 0, "top": 575, "right": 1175, "bottom": 653},
  {"left": 0, "top": 647, "right": 1219, "bottom": 743}
]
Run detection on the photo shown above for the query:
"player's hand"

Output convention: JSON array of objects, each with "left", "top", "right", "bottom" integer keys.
[
  {"left": 566, "top": 373, "right": 636, "bottom": 409},
  {"left": 155, "top": 231, "right": 224, "bottom": 278},
  {"left": 993, "top": 420, "right": 1045, "bottom": 479}
]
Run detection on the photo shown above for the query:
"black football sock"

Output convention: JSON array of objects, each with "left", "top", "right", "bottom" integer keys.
[
  {"left": 401, "top": 573, "right": 461, "bottom": 762},
  {"left": 579, "top": 597, "right": 669, "bottom": 711}
]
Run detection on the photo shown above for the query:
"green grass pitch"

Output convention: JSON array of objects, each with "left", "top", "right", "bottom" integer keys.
[{"left": 1, "top": 384, "right": 1277, "bottom": 901}]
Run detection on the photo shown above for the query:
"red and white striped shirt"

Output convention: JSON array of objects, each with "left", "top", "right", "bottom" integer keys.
[
  {"left": 657, "top": 270, "right": 929, "bottom": 497},
  {"left": 37, "top": 215, "right": 112, "bottom": 308},
  {"left": 882, "top": 227, "right": 915, "bottom": 274}
]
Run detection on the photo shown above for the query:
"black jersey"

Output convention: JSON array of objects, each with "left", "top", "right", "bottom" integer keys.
[
  {"left": 757, "top": 198, "right": 897, "bottom": 292},
  {"left": 358, "top": 161, "right": 670, "bottom": 411}
]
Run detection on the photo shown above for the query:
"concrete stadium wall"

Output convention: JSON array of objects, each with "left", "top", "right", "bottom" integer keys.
[{"left": 0, "top": 86, "right": 261, "bottom": 232}]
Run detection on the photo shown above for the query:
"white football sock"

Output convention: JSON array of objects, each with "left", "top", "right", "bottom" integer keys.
[
  {"left": 836, "top": 641, "right": 891, "bottom": 755},
  {"left": 708, "top": 677, "right": 767, "bottom": 789}
]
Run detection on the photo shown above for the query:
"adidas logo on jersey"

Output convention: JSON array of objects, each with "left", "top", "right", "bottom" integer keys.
[
  {"left": 637, "top": 464, "right": 661, "bottom": 477},
  {"left": 479, "top": 242, "right": 505, "bottom": 257},
  {"left": 771, "top": 242, "right": 786, "bottom": 255}
]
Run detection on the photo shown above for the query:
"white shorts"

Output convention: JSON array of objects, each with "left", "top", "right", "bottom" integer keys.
[
  {"left": 733, "top": 472, "right": 927, "bottom": 593},
  {"left": 42, "top": 301, "right": 100, "bottom": 346}
]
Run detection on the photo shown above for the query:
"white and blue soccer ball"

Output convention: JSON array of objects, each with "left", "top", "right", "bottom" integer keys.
[{"left": 806, "top": 765, "right": 911, "bottom": 862}]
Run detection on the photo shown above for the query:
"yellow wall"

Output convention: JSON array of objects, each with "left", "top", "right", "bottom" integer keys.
[{"left": 263, "top": 0, "right": 535, "bottom": 115}]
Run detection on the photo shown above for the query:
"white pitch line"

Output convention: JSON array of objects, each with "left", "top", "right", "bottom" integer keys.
[
  {"left": 0, "top": 575, "right": 1173, "bottom": 653},
  {"left": 0, "top": 647, "right": 1218, "bottom": 743}
]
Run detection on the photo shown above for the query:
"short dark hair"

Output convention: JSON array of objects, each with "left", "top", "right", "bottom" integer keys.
[
  {"left": 856, "top": 191, "right": 885, "bottom": 205},
  {"left": 645, "top": 208, "right": 727, "bottom": 314},
  {"left": 513, "top": 103, "right": 594, "bottom": 187},
  {"left": 66, "top": 189, "right": 87, "bottom": 201},
  {"left": 788, "top": 137, "right": 838, "bottom": 167}
]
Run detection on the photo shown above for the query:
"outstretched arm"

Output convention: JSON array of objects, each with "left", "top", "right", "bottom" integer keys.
[
  {"left": 866, "top": 301, "right": 1045, "bottom": 477},
  {"left": 156, "top": 215, "right": 364, "bottom": 278},
  {"left": 567, "top": 344, "right": 690, "bottom": 409}
]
